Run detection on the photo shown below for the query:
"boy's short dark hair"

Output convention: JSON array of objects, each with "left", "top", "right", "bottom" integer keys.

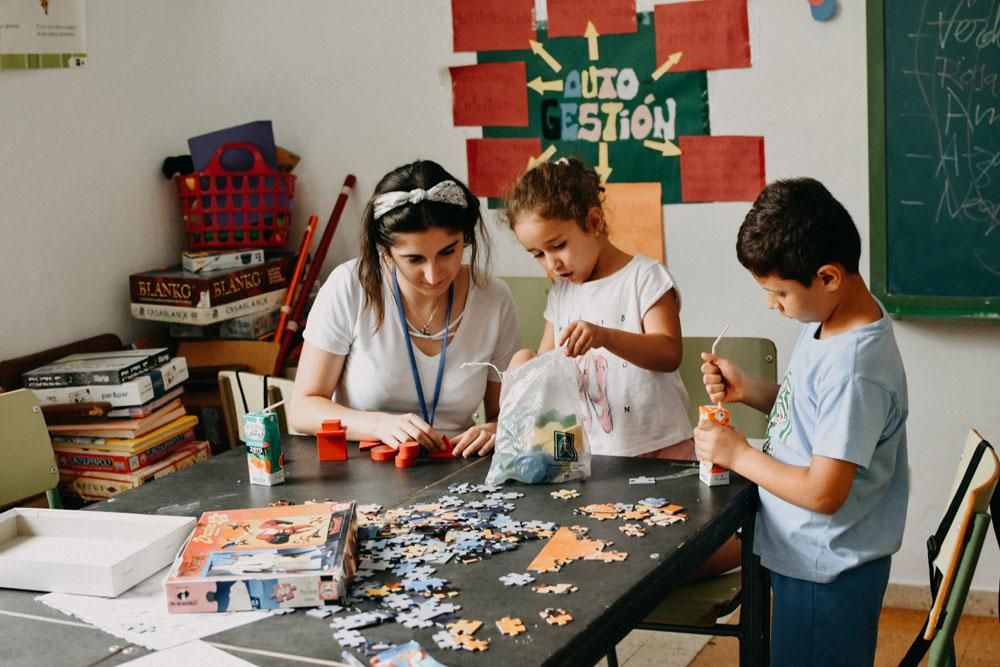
[{"left": 736, "top": 178, "right": 861, "bottom": 286}]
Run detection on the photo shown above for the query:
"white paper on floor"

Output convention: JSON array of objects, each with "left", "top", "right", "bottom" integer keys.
[
  {"left": 120, "top": 640, "right": 256, "bottom": 666},
  {"left": 37, "top": 568, "right": 269, "bottom": 651}
]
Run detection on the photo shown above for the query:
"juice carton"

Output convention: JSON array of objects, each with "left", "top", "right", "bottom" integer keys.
[
  {"left": 698, "top": 405, "right": 731, "bottom": 487},
  {"left": 244, "top": 409, "right": 285, "bottom": 485}
]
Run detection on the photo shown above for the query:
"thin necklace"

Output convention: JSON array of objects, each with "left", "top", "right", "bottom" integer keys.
[{"left": 413, "top": 297, "right": 443, "bottom": 336}]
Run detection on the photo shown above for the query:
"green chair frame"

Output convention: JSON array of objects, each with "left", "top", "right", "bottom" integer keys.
[{"left": 0, "top": 389, "right": 62, "bottom": 510}]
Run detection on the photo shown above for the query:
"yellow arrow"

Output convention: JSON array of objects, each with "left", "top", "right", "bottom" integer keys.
[
  {"left": 584, "top": 21, "right": 600, "bottom": 61},
  {"left": 595, "top": 143, "right": 613, "bottom": 183},
  {"left": 529, "top": 39, "right": 562, "bottom": 73},
  {"left": 527, "top": 145, "right": 558, "bottom": 171},
  {"left": 527, "top": 76, "right": 564, "bottom": 95},
  {"left": 643, "top": 139, "right": 683, "bottom": 157},
  {"left": 652, "top": 51, "right": 683, "bottom": 81}
]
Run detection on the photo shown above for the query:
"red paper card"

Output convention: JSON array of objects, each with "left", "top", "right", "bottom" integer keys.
[
  {"left": 466, "top": 138, "right": 542, "bottom": 198},
  {"left": 679, "top": 135, "right": 765, "bottom": 202},
  {"left": 654, "top": 0, "right": 750, "bottom": 72},
  {"left": 452, "top": 0, "right": 536, "bottom": 52},
  {"left": 547, "top": 0, "right": 637, "bottom": 38},
  {"left": 450, "top": 62, "right": 529, "bottom": 127}
]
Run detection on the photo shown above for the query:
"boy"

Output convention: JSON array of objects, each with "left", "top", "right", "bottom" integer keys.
[{"left": 694, "top": 178, "right": 908, "bottom": 666}]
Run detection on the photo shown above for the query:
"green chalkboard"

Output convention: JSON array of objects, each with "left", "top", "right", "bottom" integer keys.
[{"left": 868, "top": 0, "right": 1000, "bottom": 319}]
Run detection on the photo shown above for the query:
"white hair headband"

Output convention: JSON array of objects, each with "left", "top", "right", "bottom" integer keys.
[{"left": 372, "top": 180, "right": 468, "bottom": 220}]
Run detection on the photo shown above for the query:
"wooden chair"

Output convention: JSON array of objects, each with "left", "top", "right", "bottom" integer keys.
[
  {"left": 0, "top": 389, "right": 61, "bottom": 510},
  {"left": 606, "top": 336, "right": 777, "bottom": 667},
  {"left": 900, "top": 429, "right": 998, "bottom": 667},
  {"left": 218, "top": 370, "right": 300, "bottom": 448}
]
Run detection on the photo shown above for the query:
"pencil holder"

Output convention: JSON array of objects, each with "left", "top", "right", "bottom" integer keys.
[{"left": 176, "top": 142, "right": 295, "bottom": 250}]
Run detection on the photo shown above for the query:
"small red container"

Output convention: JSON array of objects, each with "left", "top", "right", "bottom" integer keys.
[{"left": 176, "top": 142, "right": 295, "bottom": 250}]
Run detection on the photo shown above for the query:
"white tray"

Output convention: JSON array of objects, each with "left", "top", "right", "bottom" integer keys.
[{"left": 0, "top": 508, "right": 194, "bottom": 597}]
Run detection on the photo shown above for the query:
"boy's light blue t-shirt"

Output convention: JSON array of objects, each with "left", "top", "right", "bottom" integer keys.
[{"left": 754, "top": 304, "right": 909, "bottom": 583}]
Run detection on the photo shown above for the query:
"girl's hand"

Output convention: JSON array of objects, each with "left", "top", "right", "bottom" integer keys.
[
  {"left": 693, "top": 420, "right": 749, "bottom": 469},
  {"left": 559, "top": 320, "right": 606, "bottom": 357},
  {"left": 372, "top": 412, "right": 444, "bottom": 451},
  {"left": 450, "top": 423, "right": 496, "bottom": 458},
  {"left": 700, "top": 352, "right": 747, "bottom": 405}
]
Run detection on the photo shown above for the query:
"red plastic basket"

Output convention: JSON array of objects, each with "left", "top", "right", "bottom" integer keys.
[{"left": 176, "top": 142, "right": 296, "bottom": 249}]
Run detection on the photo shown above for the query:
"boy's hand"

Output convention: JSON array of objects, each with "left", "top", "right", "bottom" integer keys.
[
  {"left": 559, "top": 320, "right": 606, "bottom": 357},
  {"left": 701, "top": 352, "right": 747, "bottom": 404},
  {"left": 694, "top": 421, "right": 750, "bottom": 469},
  {"left": 450, "top": 423, "right": 496, "bottom": 458}
]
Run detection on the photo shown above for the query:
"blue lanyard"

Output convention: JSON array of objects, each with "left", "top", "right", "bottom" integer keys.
[{"left": 392, "top": 266, "right": 453, "bottom": 426}]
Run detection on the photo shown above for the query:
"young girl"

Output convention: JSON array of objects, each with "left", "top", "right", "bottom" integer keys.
[
  {"left": 290, "top": 160, "right": 521, "bottom": 457},
  {"left": 502, "top": 157, "right": 692, "bottom": 459}
]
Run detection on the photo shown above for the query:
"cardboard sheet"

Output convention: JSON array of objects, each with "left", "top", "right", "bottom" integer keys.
[
  {"left": 450, "top": 62, "right": 529, "bottom": 127},
  {"left": 451, "top": 0, "right": 535, "bottom": 52},
  {"left": 654, "top": 0, "right": 751, "bottom": 72},
  {"left": 603, "top": 182, "right": 665, "bottom": 263},
  {"left": 466, "top": 138, "right": 542, "bottom": 198},
  {"left": 546, "top": 0, "right": 638, "bottom": 38},
  {"left": 38, "top": 568, "right": 269, "bottom": 651},
  {"left": 679, "top": 135, "right": 765, "bottom": 202}
]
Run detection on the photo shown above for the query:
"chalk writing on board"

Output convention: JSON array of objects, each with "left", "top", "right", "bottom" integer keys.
[{"left": 887, "top": 0, "right": 1000, "bottom": 295}]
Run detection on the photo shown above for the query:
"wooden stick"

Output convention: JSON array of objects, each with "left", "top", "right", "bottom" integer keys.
[
  {"left": 274, "top": 214, "right": 318, "bottom": 342},
  {"left": 272, "top": 174, "right": 356, "bottom": 376}
]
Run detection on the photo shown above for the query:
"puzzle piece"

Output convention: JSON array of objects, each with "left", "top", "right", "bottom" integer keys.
[
  {"left": 550, "top": 488, "right": 581, "bottom": 500},
  {"left": 629, "top": 476, "right": 656, "bottom": 485},
  {"left": 532, "top": 583, "right": 578, "bottom": 594},
  {"left": 499, "top": 572, "right": 535, "bottom": 586},
  {"left": 638, "top": 497, "right": 669, "bottom": 508},
  {"left": 584, "top": 550, "right": 628, "bottom": 563},
  {"left": 333, "top": 628, "right": 366, "bottom": 648},
  {"left": 620, "top": 524, "right": 646, "bottom": 537},
  {"left": 454, "top": 635, "right": 490, "bottom": 651},
  {"left": 540, "top": 608, "right": 573, "bottom": 626},
  {"left": 496, "top": 616, "right": 526, "bottom": 636},
  {"left": 432, "top": 630, "right": 460, "bottom": 650},
  {"left": 447, "top": 619, "right": 482, "bottom": 636}
]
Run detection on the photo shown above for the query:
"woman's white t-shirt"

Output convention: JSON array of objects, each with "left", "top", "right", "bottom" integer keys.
[
  {"left": 303, "top": 259, "right": 522, "bottom": 435},
  {"left": 543, "top": 254, "right": 691, "bottom": 457}
]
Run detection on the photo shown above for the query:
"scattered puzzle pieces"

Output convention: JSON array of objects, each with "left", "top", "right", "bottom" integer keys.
[
  {"left": 333, "top": 628, "right": 366, "bottom": 648},
  {"left": 550, "top": 488, "right": 580, "bottom": 500},
  {"left": 540, "top": 608, "right": 573, "bottom": 626},
  {"left": 496, "top": 616, "right": 526, "bottom": 636},
  {"left": 448, "top": 619, "right": 483, "bottom": 636}
]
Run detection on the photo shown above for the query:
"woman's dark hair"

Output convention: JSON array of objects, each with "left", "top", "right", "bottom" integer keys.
[
  {"left": 499, "top": 156, "right": 606, "bottom": 234},
  {"left": 737, "top": 178, "right": 860, "bottom": 287},
  {"left": 358, "top": 160, "right": 488, "bottom": 328}
]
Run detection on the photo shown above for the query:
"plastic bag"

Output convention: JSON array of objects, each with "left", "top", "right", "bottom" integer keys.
[{"left": 486, "top": 350, "right": 591, "bottom": 485}]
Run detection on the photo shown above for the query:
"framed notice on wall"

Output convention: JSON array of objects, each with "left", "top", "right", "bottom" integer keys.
[
  {"left": 0, "top": 0, "right": 86, "bottom": 70},
  {"left": 867, "top": 0, "right": 1000, "bottom": 319}
]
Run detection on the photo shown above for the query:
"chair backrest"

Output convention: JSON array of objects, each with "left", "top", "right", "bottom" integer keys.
[
  {"left": 499, "top": 276, "right": 552, "bottom": 352},
  {"left": 678, "top": 337, "right": 777, "bottom": 439},
  {"left": 218, "top": 371, "right": 300, "bottom": 448},
  {"left": 0, "top": 389, "right": 60, "bottom": 507},
  {"left": 925, "top": 429, "right": 999, "bottom": 640}
]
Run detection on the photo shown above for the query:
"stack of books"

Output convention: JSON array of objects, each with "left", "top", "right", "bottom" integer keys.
[
  {"left": 165, "top": 501, "right": 358, "bottom": 613},
  {"left": 128, "top": 250, "right": 292, "bottom": 336},
  {"left": 24, "top": 349, "right": 211, "bottom": 501}
]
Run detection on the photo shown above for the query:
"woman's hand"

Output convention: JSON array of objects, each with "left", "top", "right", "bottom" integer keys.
[
  {"left": 450, "top": 422, "right": 496, "bottom": 458},
  {"left": 372, "top": 412, "right": 444, "bottom": 451}
]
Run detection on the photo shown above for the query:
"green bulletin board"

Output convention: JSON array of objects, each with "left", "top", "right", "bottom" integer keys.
[{"left": 867, "top": 0, "right": 1000, "bottom": 319}]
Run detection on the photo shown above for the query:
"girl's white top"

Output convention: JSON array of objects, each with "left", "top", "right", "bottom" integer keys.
[
  {"left": 303, "top": 259, "right": 522, "bottom": 434},
  {"left": 544, "top": 254, "right": 691, "bottom": 456}
]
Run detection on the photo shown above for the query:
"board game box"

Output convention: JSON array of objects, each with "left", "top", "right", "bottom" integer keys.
[{"left": 164, "top": 501, "right": 358, "bottom": 613}]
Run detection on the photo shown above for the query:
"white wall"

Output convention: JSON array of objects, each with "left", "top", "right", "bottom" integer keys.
[{"left": 1, "top": 1, "right": 996, "bottom": 593}]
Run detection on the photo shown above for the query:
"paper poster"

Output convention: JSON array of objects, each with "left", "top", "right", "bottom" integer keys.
[
  {"left": 0, "top": 0, "right": 86, "bottom": 70},
  {"left": 603, "top": 182, "right": 665, "bottom": 263},
  {"left": 466, "top": 137, "right": 542, "bottom": 198},
  {"left": 654, "top": 0, "right": 750, "bottom": 72},
  {"left": 678, "top": 135, "right": 765, "bottom": 202},
  {"left": 450, "top": 62, "right": 529, "bottom": 127},
  {"left": 452, "top": 0, "right": 535, "bottom": 52},
  {"left": 547, "top": 0, "right": 638, "bottom": 38}
]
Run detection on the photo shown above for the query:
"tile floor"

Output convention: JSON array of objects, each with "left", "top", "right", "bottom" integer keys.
[{"left": 595, "top": 608, "right": 999, "bottom": 666}]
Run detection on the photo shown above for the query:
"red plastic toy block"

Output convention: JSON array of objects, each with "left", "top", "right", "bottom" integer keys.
[
  {"left": 427, "top": 435, "right": 459, "bottom": 459},
  {"left": 397, "top": 441, "right": 421, "bottom": 460},
  {"left": 317, "top": 419, "right": 347, "bottom": 461},
  {"left": 370, "top": 444, "right": 397, "bottom": 462}
]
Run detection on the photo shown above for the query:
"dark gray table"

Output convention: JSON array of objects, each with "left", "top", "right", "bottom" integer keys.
[{"left": 0, "top": 436, "right": 768, "bottom": 666}]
